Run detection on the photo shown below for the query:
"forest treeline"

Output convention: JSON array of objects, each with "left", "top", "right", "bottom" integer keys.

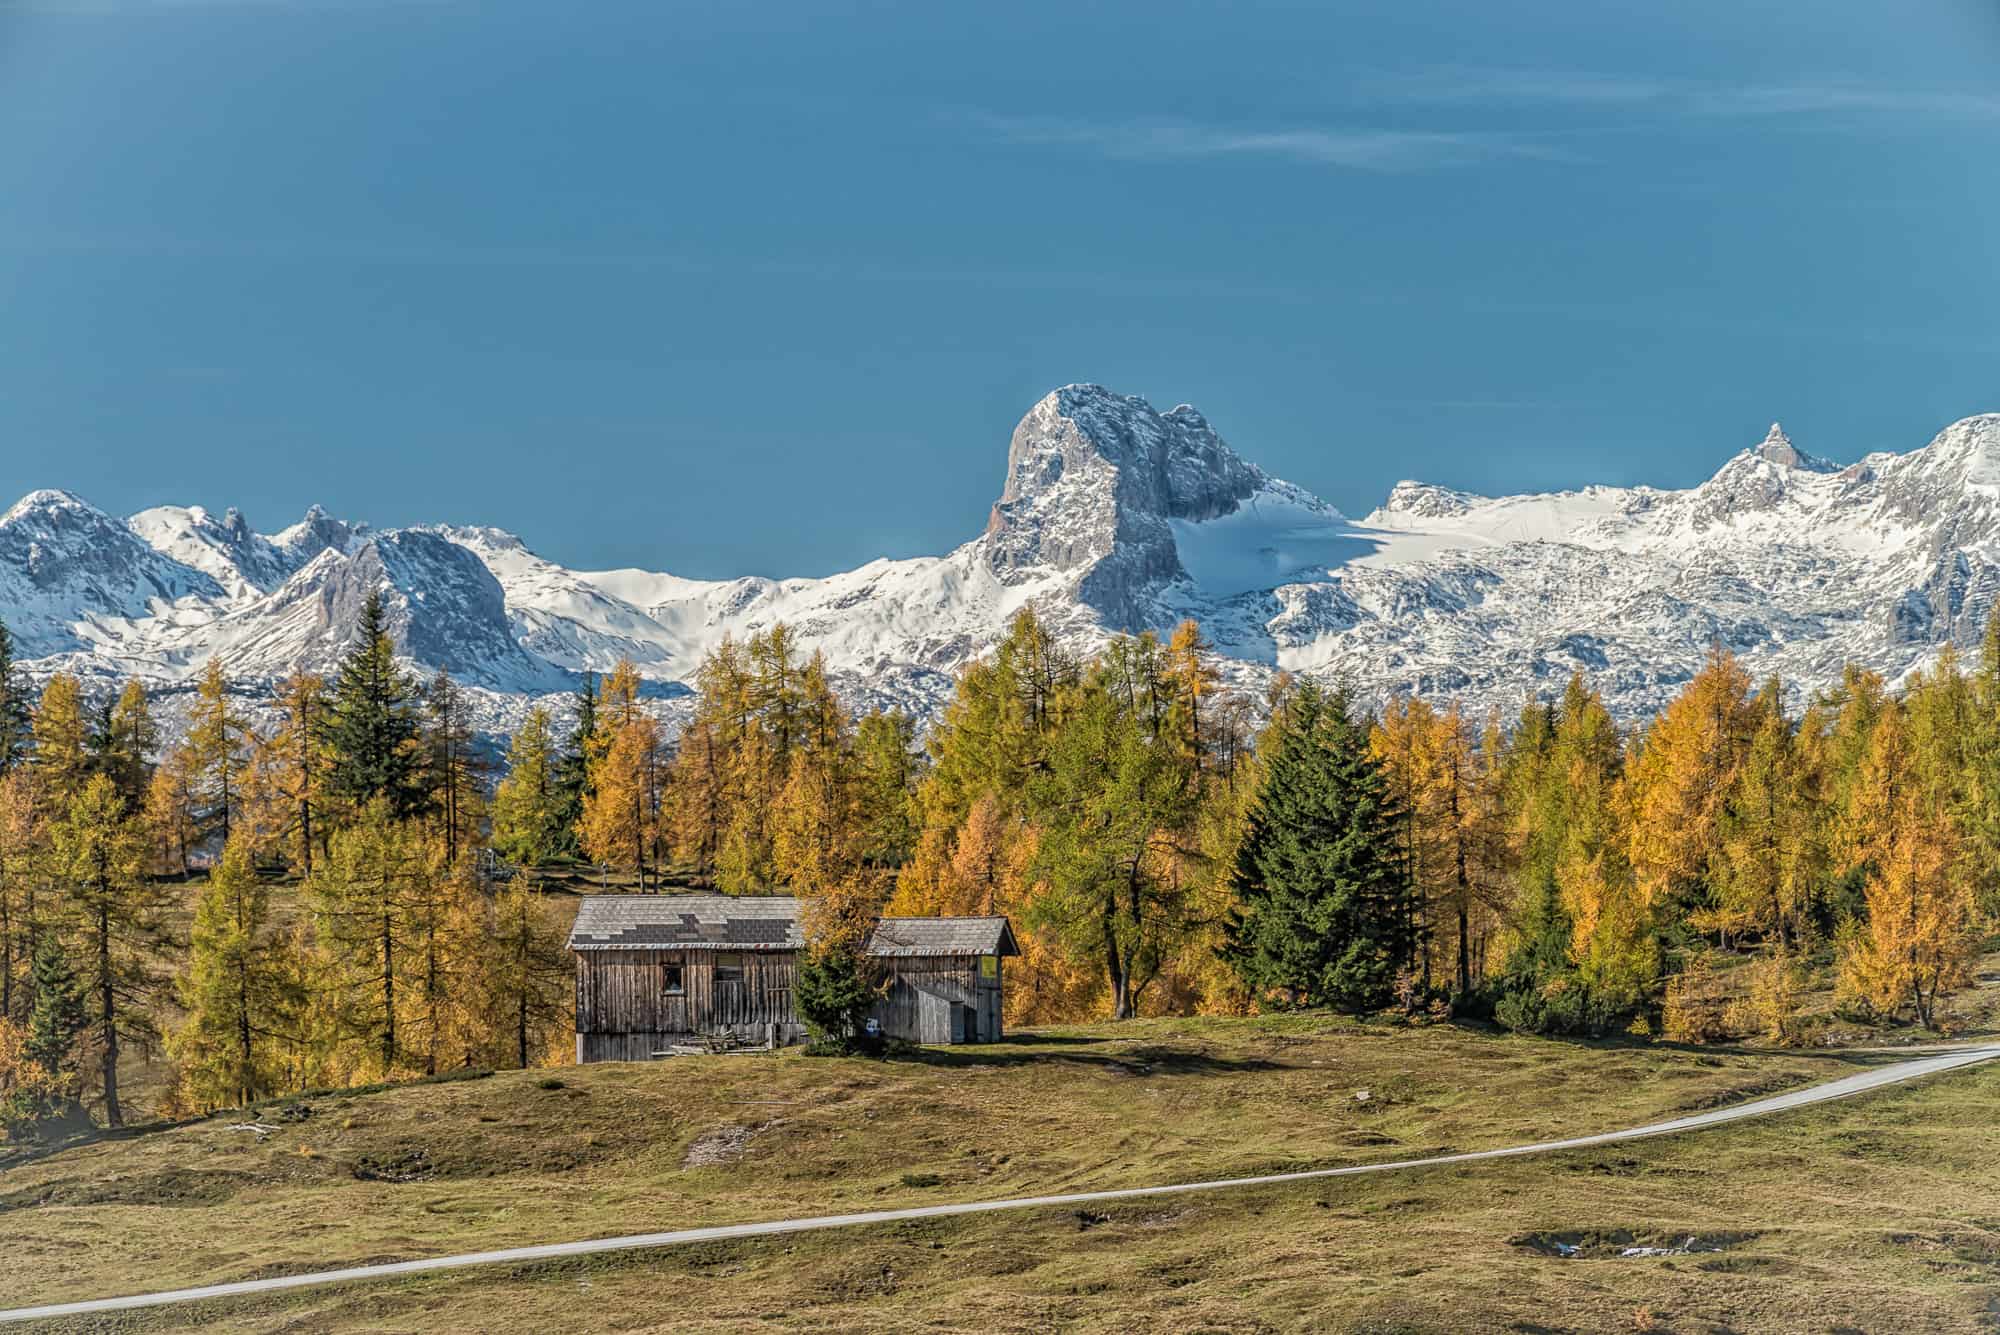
[
  {"left": 3, "top": 595, "right": 1995, "bottom": 1136},
  {"left": 0, "top": 596, "right": 573, "bottom": 1136}
]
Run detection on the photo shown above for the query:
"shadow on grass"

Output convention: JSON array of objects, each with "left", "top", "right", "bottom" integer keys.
[{"left": 886, "top": 1038, "right": 1286, "bottom": 1076}]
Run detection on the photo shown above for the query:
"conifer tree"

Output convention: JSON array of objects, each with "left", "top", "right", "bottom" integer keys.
[
  {"left": 1838, "top": 703, "right": 1976, "bottom": 1027},
  {"left": 1224, "top": 682, "right": 1412, "bottom": 1012},
  {"left": 185, "top": 658, "right": 249, "bottom": 848},
  {"left": 267, "top": 672, "right": 330, "bottom": 875},
  {"left": 666, "top": 716, "right": 725, "bottom": 876},
  {"left": 1625, "top": 643, "right": 1757, "bottom": 919},
  {"left": 143, "top": 748, "right": 200, "bottom": 879},
  {"left": 552, "top": 673, "right": 598, "bottom": 860},
  {"left": 1421, "top": 704, "right": 1509, "bottom": 998},
  {"left": 1717, "top": 697, "right": 1819, "bottom": 948},
  {"left": 0, "top": 619, "right": 31, "bottom": 776},
  {"left": 580, "top": 666, "right": 664, "bottom": 887},
  {"left": 325, "top": 592, "right": 424, "bottom": 819},
  {"left": 492, "top": 707, "right": 565, "bottom": 867},
  {"left": 0, "top": 774, "right": 36, "bottom": 1024},
  {"left": 171, "top": 839, "right": 297, "bottom": 1109},
  {"left": 98, "top": 680, "right": 157, "bottom": 809},
  {"left": 1027, "top": 637, "right": 1202, "bottom": 1019},
  {"left": 421, "top": 669, "right": 481, "bottom": 865},
  {"left": 31, "top": 673, "right": 91, "bottom": 814},
  {"left": 16, "top": 932, "right": 86, "bottom": 1126},
  {"left": 483, "top": 879, "right": 571, "bottom": 1069},
  {"left": 309, "top": 800, "right": 429, "bottom": 1077},
  {"left": 49, "top": 773, "right": 159, "bottom": 1127},
  {"left": 853, "top": 709, "right": 919, "bottom": 868},
  {"left": 400, "top": 851, "right": 484, "bottom": 1075},
  {"left": 1166, "top": 619, "right": 1220, "bottom": 777}
]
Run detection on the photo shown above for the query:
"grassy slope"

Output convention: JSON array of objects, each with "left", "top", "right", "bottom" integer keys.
[{"left": 6, "top": 1015, "right": 1999, "bottom": 1332}]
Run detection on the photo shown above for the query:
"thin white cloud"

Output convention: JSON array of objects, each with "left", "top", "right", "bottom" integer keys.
[
  {"left": 971, "top": 113, "right": 1580, "bottom": 171},
  {"left": 1366, "top": 67, "right": 2000, "bottom": 123}
]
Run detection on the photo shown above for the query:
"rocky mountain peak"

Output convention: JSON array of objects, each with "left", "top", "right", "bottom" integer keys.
[
  {"left": 984, "top": 384, "right": 1268, "bottom": 630},
  {"left": 1379, "top": 480, "right": 1475, "bottom": 519},
  {"left": 1756, "top": 423, "right": 1800, "bottom": 467},
  {"left": 1746, "top": 423, "right": 1836, "bottom": 473}
]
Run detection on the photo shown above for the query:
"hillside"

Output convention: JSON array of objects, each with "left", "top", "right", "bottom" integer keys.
[
  {"left": 4, "top": 1017, "right": 2000, "bottom": 1332},
  {"left": 6, "top": 390, "right": 2000, "bottom": 735}
]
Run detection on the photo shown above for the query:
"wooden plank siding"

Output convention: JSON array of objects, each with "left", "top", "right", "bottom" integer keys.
[
  {"left": 574, "top": 949, "right": 804, "bottom": 1061},
  {"left": 870, "top": 955, "right": 1003, "bottom": 1045},
  {"left": 574, "top": 949, "right": 1003, "bottom": 1060}
]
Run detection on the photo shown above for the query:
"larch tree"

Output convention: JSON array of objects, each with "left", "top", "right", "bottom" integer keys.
[
  {"left": 1717, "top": 696, "right": 1819, "bottom": 949},
  {"left": 171, "top": 838, "right": 298, "bottom": 1109},
  {"left": 1625, "top": 643, "right": 1758, "bottom": 924},
  {"left": 49, "top": 773, "right": 160, "bottom": 1128},
  {"left": 266, "top": 672, "right": 330, "bottom": 875},
  {"left": 421, "top": 669, "right": 481, "bottom": 866},
  {"left": 0, "top": 774, "right": 41, "bottom": 1024},
  {"left": 143, "top": 748, "right": 200, "bottom": 879},
  {"left": 1426, "top": 704, "right": 1511, "bottom": 999},
  {"left": 97, "top": 680, "right": 157, "bottom": 809},
  {"left": 309, "top": 800, "right": 430, "bottom": 1078},
  {"left": 1026, "top": 635, "right": 1202, "bottom": 1020},
  {"left": 31, "top": 673, "right": 91, "bottom": 817},
  {"left": 852, "top": 709, "right": 919, "bottom": 870},
  {"left": 399, "top": 849, "right": 485, "bottom": 1076},
  {"left": 491, "top": 707, "right": 565, "bottom": 869},
  {"left": 482, "top": 878, "right": 572, "bottom": 1069},
  {"left": 14, "top": 932, "right": 87, "bottom": 1129},
  {"left": 580, "top": 666, "right": 664, "bottom": 888},
  {"left": 1838, "top": 703, "right": 1976, "bottom": 1027},
  {"left": 1165, "top": 619, "right": 1220, "bottom": 778},
  {"left": 185, "top": 658, "right": 250, "bottom": 849}
]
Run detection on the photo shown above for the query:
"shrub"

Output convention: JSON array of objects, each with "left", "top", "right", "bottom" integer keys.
[{"left": 796, "top": 943, "right": 881, "bottom": 1056}]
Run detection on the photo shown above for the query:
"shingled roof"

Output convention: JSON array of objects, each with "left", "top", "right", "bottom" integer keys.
[{"left": 567, "top": 895, "right": 1019, "bottom": 958}]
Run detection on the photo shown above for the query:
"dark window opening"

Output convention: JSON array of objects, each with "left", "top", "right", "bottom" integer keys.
[
  {"left": 714, "top": 953, "right": 745, "bottom": 983},
  {"left": 662, "top": 962, "right": 684, "bottom": 995}
]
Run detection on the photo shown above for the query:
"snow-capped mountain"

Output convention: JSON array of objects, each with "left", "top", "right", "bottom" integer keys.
[{"left": 5, "top": 385, "right": 1999, "bottom": 735}]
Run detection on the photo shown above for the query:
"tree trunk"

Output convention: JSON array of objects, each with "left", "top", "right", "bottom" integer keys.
[
  {"left": 380, "top": 911, "right": 396, "bottom": 1075},
  {"left": 98, "top": 900, "right": 121, "bottom": 1129},
  {"left": 238, "top": 965, "right": 253, "bottom": 1106},
  {"left": 1105, "top": 896, "right": 1131, "bottom": 1020}
]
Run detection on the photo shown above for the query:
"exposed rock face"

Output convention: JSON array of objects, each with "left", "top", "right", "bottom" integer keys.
[
  {"left": 4, "top": 392, "right": 2000, "bottom": 740},
  {"left": 986, "top": 385, "right": 1265, "bottom": 629}
]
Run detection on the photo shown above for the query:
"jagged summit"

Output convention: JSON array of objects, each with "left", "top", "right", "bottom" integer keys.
[
  {"left": 1749, "top": 422, "right": 1836, "bottom": 473},
  {"left": 3, "top": 391, "right": 2000, "bottom": 735}
]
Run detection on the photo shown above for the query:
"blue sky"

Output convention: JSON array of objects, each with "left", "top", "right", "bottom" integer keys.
[{"left": 2, "top": 0, "right": 1996, "bottom": 577}]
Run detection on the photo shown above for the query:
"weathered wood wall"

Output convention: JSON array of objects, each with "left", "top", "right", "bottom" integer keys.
[
  {"left": 574, "top": 948, "right": 1005, "bottom": 1060},
  {"left": 871, "top": 955, "right": 1004, "bottom": 1044},
  {"left": 575, "top": 949, "right": 804, "bottom": 1059}
]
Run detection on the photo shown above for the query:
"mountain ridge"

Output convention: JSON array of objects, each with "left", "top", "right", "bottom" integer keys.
[{"left": 6, "top": 389, "right": 1999, "bottom": 736}]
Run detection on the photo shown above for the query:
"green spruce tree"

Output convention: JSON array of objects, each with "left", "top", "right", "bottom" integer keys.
[
  {"left": 552, "top": 674, "right": 597, "bottom": 860},
  {"left": 325, "top": 592, "right": 424, "bottom": 819},
  {"left": 1223, "top": 682, "right": 1413, "bottom": 1012},
  {"left": 0, "top": 619, "right": 31, "bottom": 776}
]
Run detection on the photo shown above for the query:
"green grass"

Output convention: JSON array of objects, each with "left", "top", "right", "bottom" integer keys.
[{"left": 8, "top": 1012, "right": 1994, "bottom": 1331}]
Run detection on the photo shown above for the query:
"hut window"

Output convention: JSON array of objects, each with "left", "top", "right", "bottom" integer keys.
[
  {"left": 662, "top": 962, "right": 684, "bottom": 995},
  {"left": 713, "top": 953, "right": 745, "bottom": 983}
]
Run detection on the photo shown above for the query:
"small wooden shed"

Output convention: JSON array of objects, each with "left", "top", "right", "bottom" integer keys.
[{"left": 568, "top": 894, "right": 1020, "bottom": 1062}]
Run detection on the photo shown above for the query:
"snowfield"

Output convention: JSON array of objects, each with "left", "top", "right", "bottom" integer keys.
[{"left": 3, "top": 388, "right": 1998, "bottom": 738}]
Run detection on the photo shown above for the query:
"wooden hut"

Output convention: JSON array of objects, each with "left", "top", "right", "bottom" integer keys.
[{"left": 568, "top": 895, "right": 1020, "bottom": 1062}]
